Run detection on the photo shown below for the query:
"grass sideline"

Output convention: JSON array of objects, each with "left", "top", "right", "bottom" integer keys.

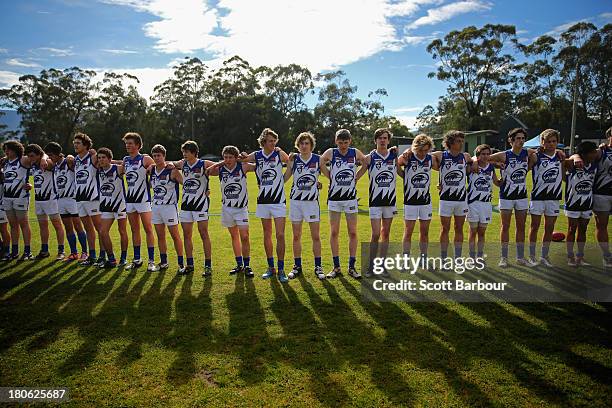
[{"left": 0, "top": 172, "right": 610, "bottom": 407}]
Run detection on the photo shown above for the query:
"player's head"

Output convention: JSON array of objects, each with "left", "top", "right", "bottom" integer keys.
[
  {"left": 222, "top": 145, "right": 240, "bottom": 166},
  {"left": 606, "top": 126, "right": 612, "bottom": 143},
  {"left": 44, "top": 142, "right": 63, "bottom": 163},
  {"left": 294, "top": 132, "right": 315, "bottom": 154},
  {"left": 443, "top": 130, "right": 464, "bottom": 150},
  {"left": 73, "top": 132, "right": 92, "bottom": 154},
  {"left": 151, "top": 144, "right": 166, "bottom": 165},
  {"left": 122, "top": 132, "right": 142, "bottom": 153},
  {"left": 181, "top": 140, "right": 199, "bottom": 160},
  {"left": 96, "top": 147, "right": 113, "bottom": 167},
  {"left": 412, "top": 134, "right": 434, "bottom": 155},
  {"left": 24, "top": 143, "right": 44, "bottom": 162},
  {"left": 258, "top": 128, "right": 279, "bottom": 149},
  {"left": 1, "top": 140, "right": 24, "bottom": 159},
  {"left": 335, "top": 129, "right": 352, "bottom": 149},
  {"left": 374, "top": 128, "right": 392, "bottom": 148},
  {"left": 474, "top": 144, "right": 492, "bottom": 162},
  {"left": 507, "top": 127, "right": 527, "bottom": 148},
  {"left": 539, "top": 129, "right": 560, "bottom": 151},
  {"left": 575, "top": 141, "right": 598, "bottom": 163}
]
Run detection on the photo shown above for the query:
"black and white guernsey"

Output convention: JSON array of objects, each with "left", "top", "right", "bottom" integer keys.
[
  {"left": 368, "top": 150, "right": 397, "bottom": 207},
  {"left": 98, "top": 164, "right": 126, "bottom": 213},
  {"left": 255, "top": 150, "right": 285, "bottom": 204},
  {"left": 54, "top": 158, "right": 76, "bottom": 199},
  {"left": 2, "top": 158, "right": 30, "bottom": 199},
  {"left": 531, "top": 152, "right": 563, "bottom": 201},
  {"left": 403, "top": 154, "right": 432, "bottom": 205},
  {"left": 500, "top": 149, "right": 528, "bottom": 200},
  {"left": 289, "top": 154, "right": 320, "bottom": 202},
  {"left": 593, "top": 145, "right": 611, "bottom": 196},
  {"left": 468, "top": 164, "right": 495, "bottom": 203},
  {"left": 123, "top": 154, "right": 151, "bottom": 204},
  {"left": 74, "top": 153, "right": 99, "bottom": 202},
  {"left": 565, "top": 163, "right": 598, "bottom": 211},
  {"left": 220, "top": 163, "right": 248, "bottom": 208},
  {"left": 150, "top": 167, "right": 179, "bottom": 206},
  {"left": 328, "top": 148, "right": 357, "bottom": 202},
  {"left": 32, "top": 162, "right": 56, "bottom": 201},
  {"left": 181, "top": 159, "right": 209, "bottom": 212},
  {"left": 439, "top": 151, "right": 467, "bottom": 202}
]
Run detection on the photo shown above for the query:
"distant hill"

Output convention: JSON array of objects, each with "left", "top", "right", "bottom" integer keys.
[{"left": 0, "top": 109, "right": 22, "bottom": 137}]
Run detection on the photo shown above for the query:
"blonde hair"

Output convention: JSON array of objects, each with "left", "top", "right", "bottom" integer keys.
[
  {"left": 540, "top": 128, "right": 560, "bottom": 143},
  {"left": 443, "top": 130, "right": 464, "bottom": 149},
  {"left": 258, "top": 128, "right": 279, "bottom": 147},
  {"left": 294, "top": 132, "right": 316, "bottom": 150},
  {"left": 412, "top": 134, "right": 434, "bottom": 151}
]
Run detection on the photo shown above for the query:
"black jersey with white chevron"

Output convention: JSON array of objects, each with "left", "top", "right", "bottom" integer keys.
[
  {"left": 500, "top": 149, "right": 528, "bottom": 200},
  {"left": 289, "top": 154, "right": 320, "bottom": 201},
  {"left": 255, "top": 150, "right": 285, "bottom": 204},
  {"left": 32, "top": 162, "right": 56, "bottom": 201},
  {"left": 220, "top": 163, "right": 248, "bottom": 208},
  {"left": 74, "top": 153, "right": 99, "bottom": 202},
  {"left": 531, "top": 151, "right": 562, "bottom": 201},
  {"left": 53, "top": 158, "right": 75, "bottom": 199},
  {"left": 439, "top": 151, "right": 467, "bottom": 202},
  {"left": 123, "top": 154, "right": 151, "bottom": 204},
  {"left": 150, "top": 167, "right": 179, "bottom": 206},
  {"left": 565, "top": 163, "right": 597, "bottom": 211},
  {"left": 181, "top": 159, "right": 209, "bottom": 212},
  {"left": 2, "top": 158, "right": 30, "bottom": 199},
  {"left": 593, "top": 145, "right": 611, "bottom": 196},
  {"left": 368, "top": 150, "right": 397, "bottom": 207},
  {"left": 468, "top": 164, "right": 495, "bottom": 203},
  {"left": 98, "top": 164, "right": 126, "bottom": 213},
  {"left": 403, "top": 154, "right": 432, "bottom": 205},
  {"left": 328, "top": 148, "right": 357, "bottom": 201}
]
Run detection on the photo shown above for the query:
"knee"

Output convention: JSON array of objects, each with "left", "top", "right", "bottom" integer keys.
[
  {"left": 330, "top": 229, "right": 339, "bottom": 239},
  {"left": 275, "top": 231, "right": 285, "bottom": 241}
]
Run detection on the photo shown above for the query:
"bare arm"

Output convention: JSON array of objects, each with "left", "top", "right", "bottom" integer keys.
[
  {"left": 242, "top": 162, "right": 256, "bottom": 173},
  {"left": 492, "top": 169, "right": 502, "bottom": 187},
  {"left": 238, "top": 151, "right": 257, "bottom": 163},
  {"left": 143, "top": 155, "right": 155, "bottom": 169},
  {"left": 319, "top": 148, "right": 333, "bottom": 179},
  {"left": 283, "top": 156, "right": 294, "bottom": 182},
  {"left": 355, "top": 155, "right": 370, "bottom": 181},
  {"left": 488, "top": 151, "right": 506, "bottom": 165},
  {"left": 430, "top": 151, "right": 442, "bottom": 171},
  {"left": 204, "top": 160, "right": 224, "bottom": 176},
  {"left": 274, "top": 147, "right": 290, "bottom": 163}
]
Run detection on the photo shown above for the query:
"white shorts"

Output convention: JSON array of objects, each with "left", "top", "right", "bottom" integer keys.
[
  {"left": 529, "top": 200, "right": 560, "bottom": 217},
  {"left": 564, "top": 210, "right": 592, "bottom": 219},
  {"left": 592, "top": 194, "right": 612, "bottom": 213},
  {"left": 2, "top": 197, "right": 29, "bottom": 212},
  {"left": 101, "top": 211, "right": 127, "bottom": 220},
  {"left": 256, "top": 203, "right": 286, "bottom": 219},
  {"left": 290, "top": 200, "right": 320, "bottom": 223},
  {"left": 499, "top": 198, "right": 529, "bottom": 211},
  {"left": 152, "top": 205, "right": 179, "bottom": 226},
  {"left": 467, "top": 201, "right": 492, "bottom": 224},
  {"left": 77, "top": 201, "right": 100, "bottom": 217},
  {"left": 35, "top": 200, "right": 59, "bottom": 216},
  {"left": 222, "top": 206, "right": 249, "bottom": 228},
  {"left": 439, "top": 200, "right": 468, "bottom": 217},
  {"left": 180, "top": 209, "right": 209, "bottom": 223},
  {"left": 57, "top": 197, "right": 78, "bottom": 216},
  {"left": 328, "top": 199, "right": 358, "bottom": 214},
  {"left": 370, "top": 206, "right": 397, "bottom": 219},
  {"left": 126, "top": 202, "right": 152, "bottom": 214},
  {"left": 0, "top": 209, "right": 7, "bottom": 224},
  {"left": 404, "top": 204, "right": 433, "bottom": 221}
]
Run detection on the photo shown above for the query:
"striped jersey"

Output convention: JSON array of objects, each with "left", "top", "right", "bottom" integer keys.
[
  {"left": 531, "top": 151, "right": 562, "bottom": 201},
  {"left": 32, "top": 162, "right": 56, "bottom": 201},
  {"left": 468, "top": 164, "right": 495, "bottom": 203},
  {"left": 123, "top": 154, "right": 151, "bottom": 204},
  {"left": 328, "top": 148, "right": 357, "bottom": 201},
  {"left": 220, "top": 163, "right": 248, "bottom": 208},
  {"left": 74, "top": 153, "right": 99, "bottom": 202},
  {"left": 255, "top": 150, "right": 285, "bottom": 204},
  {"left": 181, "top": 159, "right": 209, "bottom": 212},
  {"left": 150, "top": 167, "right": 179, "bottom": 206},
  {"left": 500, "top": 149, "right": 528, "bottom": 200},
  {"left": 565, "top": 162, "right": 597, "bottom": 211},
  {"left": 98, "top": 164, "right": 126, "bottom": 213},
  {"left": 368, "top": 150, "right": 397, "bottom": 207},
  {"left": 593, "top": 145, "right": 611, "bottom": 196},
  {"left": 289, "top": 154, "right": 320, "bottom": 201},
  {"left": 439, "top": 151, "right": 467, "bottom": 202},
  {"left": 403, "top": 154, "right": 432, "bottom": 205},
  {"left": 53, "top": 158, "right": 76, "bottom": 199},
  {"left": 2, "top": 158, "right": 30, "bottom": 199}
]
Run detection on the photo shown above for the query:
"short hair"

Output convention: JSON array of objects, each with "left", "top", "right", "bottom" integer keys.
[
  {"left": 605, "top": 126, "right": 612, "bottom": 138},
  {"left": 374, "top": 128, "right": 392, "bottom": 141},
  {"left": 508, "top": 127, "right": 527, "bottom": 140},
  {"left": 294, "top": 132, "right": 316, "bottom": 150},
  {"left": 474, "top": 144, "right": 492, "bottom": 156},
  {"left": 443, "top": 130, "right": 464, "bottom": 149},
  {"left": 151, "top": 144, "right": 166, "bottom": 156},
  {"left": 540, "top": 129, "right": 560, "bottom": 143},
  {"left": 258, "top": 128, "right": 279, "bottom": 147},
  {"left": 44, "top": 142, "right": 62, "bottom": 156},
  {"left": 97, "top": 147, "right": 113, "bottom": 160},
  {"left": 1, "top": 140, "right": 25, "bottom": 157},
  {"left": 412, "top": 134, "right": 433, "bottom": 150},
  {"left": 222, "top": 145, "right": 240, "bottom": 157},
  {"left": 335, "top": 129, "right": 351, "bottom": 140},
  {"left": 25, "top": 143, "right": 45, "bottom": 157},
  {"left": 181, "top": 140, "right": 199, "bottom": 155},
  {"left": 74, "top": 132, "right": 92, "bottom": 149},
  {"left": 575, "top": 141, "right": 597, "bottom": 158},
  {"left": 122, "top": 132, "right": 142, "bottom": 148}
]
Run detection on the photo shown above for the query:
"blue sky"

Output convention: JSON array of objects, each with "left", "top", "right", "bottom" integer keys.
[{"left": 0, "top": 0, "right": 610, "bottom": 128}]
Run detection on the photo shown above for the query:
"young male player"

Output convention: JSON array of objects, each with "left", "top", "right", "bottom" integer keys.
[{"left": 0, "top": 169, "right": 12, "bottom": 259}]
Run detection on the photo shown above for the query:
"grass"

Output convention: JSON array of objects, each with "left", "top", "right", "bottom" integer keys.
[{"left": 0, "top": 172, "right": 610, "bottom": 407}]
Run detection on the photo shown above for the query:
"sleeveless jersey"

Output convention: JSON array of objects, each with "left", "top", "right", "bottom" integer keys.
[
  {"left": 123, "top": 154, "right": 151, "bottom": 204},
  {"left": 255, "top": 150, "right": 285, "bottom": 204},
  {"left": 439, "top": 151, "right": 467, "bottom": 202},
  {"left": 565, "top": 163, "right": 597, "bottom": 211},
  {"left": 593, "top": 145, "right": 611, "bottom": 196},
  {"left": 74, "top": 153, "right": 99, "bottom": 202},
  {"left": 289, "top": 154, "right": 320, "bottom": 201},
  {"left": 404, "top": 154, "right": 432, "bottom": 205},
  {"left": 500, "top": 149, "right": 528, "bottom": 200},
  {"left": 54, "top": 158, "right": 76, "bottom": 199},
  {"left": 368, "top": 150, "right": 397, "bottom": 207},
  {"left": 32, "top": 162, "right": 56, "bottom": 201},
  {"left": 181, "top": 159, "right": 209, "bottom": 212},
  {"left": 2, "top": 158, "right": 30, "bottom": 199},
  {"left": 468, "top": 164, "right": 495, "bottom": 203},
  {"left": 150, "top": 167, "right": 179, "bottom": 206},
  {"left": 219, "top": 163, "right": 248, "bottom": 208},
  {"left": 531, "top": 151, "right": 562, "bottom": 201},
  {"left": 98, "top": 164, "right": 126, "bottom": 213},
  {"left": 328, "top": 148, "right": 357, "bottom": 201}
]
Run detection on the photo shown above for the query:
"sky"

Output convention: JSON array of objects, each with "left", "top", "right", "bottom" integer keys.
[{"left": 0, "top": 0, "right": 610, "bottom": 128}]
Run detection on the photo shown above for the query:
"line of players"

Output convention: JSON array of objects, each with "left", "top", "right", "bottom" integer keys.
[{"left": 0, "top": 126, "right": 610, "bottom": 280}]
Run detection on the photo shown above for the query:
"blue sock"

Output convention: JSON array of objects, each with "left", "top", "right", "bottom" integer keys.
[
  {"left": 441, "top": 250, "right": 447, "bottom": 259},
  {"left": 267, "top": 257, "right": 274, "bottom": 268},
  {"left": 160, "top": 253, "right": 168, "bottom": 264},
  {"left": 11, "top": 244, "right": 18, "bottom": 256},
  {"left": 542, "top": 244, "right": 549, "bottom": 258},
  {"left": 58, "top": 244, "right": 64, "bottom": 254},
  {"left": 67, "top": 233, "right": 77, "bottom": 254},
  {"left": 41, "top": 243, "right": 49, "bottom": 253},
  {"left": 349, "top": 257, "right": 356, "bottom": 268},
  {"left": 133, "top": 245, "right": 141, "bottom": 260},
  {"left": 177, "top": 255, "right": 184, "bottom": 267},
  {"left": 576, "top": 252, "right": 584, "bottom": 258},
  {"left": 25, "top": 245, "right": 31, "bottom": 254},
  {"left": 147, "top": 246, "right": 154, "bottom": 261},
  {"left": 567, "top": 251, "right": 574, "bottom": 258},
  {"left": 469, "top": 250, "right": 476, "bottom": 258},
  {"left": 187, "top": 257, "right": 194, "bottom": 266},
  {"left": 235, "top": 256, "right": 243, "bottom": 266},
  {"left": 108, "top": 253, "right": 116, "bottom": 262},
  {"left": 529, "top": 243, "right": 536, "bottom": 258},
  {"left": 477, "top": 251, "right": 483, "bottom": 258},
  {"left": 501, "top": 243, "right": 508, "bottom": 258},
  {"left": 278, "top": 260, "right": 284, "bottom": 272},
  {"left": 333, "top": 256, "right": 340, "bottom": 268},
  {"left": 294, "top": 257, "right": 302, "bottom": 267},
  {"left": 244, "top": 257, "right": 250, "bottom": 266},
  {"left": 454, "top": 244, "right": 462, "bottom": 258},
  {"left": 77, "top": 231, "right": 87, "bottom": 252},
  {"left": 120, "top": 250, "right": 127, "bottom": 262},
  {"left": 205, "top": 259, "right": 212, "bottom": 268},
  {"left": 90, "top": 249, "right": 96, "bottom": 259},
  {"left": 99, "top": 250, "right": 106, "bottom": 260},
  {"left": 315, "top": 257, "right": 322, "bottom": 267},
  {"left": 517, "top": 243, "right": 525, "bottom": 259}
]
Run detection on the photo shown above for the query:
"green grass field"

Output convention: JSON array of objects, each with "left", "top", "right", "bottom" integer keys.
[{"left": 0, "top": 172, "right": 610, "bottom": 407}]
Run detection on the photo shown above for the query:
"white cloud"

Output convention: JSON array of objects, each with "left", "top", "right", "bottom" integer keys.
[
  {"left": 101, "top": 49, "right": 139, "bottom": 54},
  {"left": 393, "top": 106, "right": 424, "bottom": 113},
  {"left": 37, "top": 47, "right": 74, "bottom": 57},
  {"left": 394, "top": 114, "right": 419, "bottom": 128},
  {"left": 0, "top": 70, "right": 21, "bottom": 87},
  {"left": 6, "top": 58, "right": 41, "bottom": 68},
  {"left": 0, "top": 48, "right": 8, "bottom": 54},
  {"left": 406, "top": 1, "right": 491, "bottom": 30},
  {"left": 403, "top": 35, "right": 437, "bottom": 45}
]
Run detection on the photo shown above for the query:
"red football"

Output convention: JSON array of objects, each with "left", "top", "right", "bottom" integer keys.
[{"left": 552, "top": 231, "right": 566, "bottom": 242}]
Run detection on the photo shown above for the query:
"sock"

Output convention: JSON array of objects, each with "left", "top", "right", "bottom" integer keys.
[
  {"left": 599, "top": 242, "right": 610, "bottom": 258},
  {"left": 294, "top": 257, "right": 302, "bottom": 268},
  {"left": 99, "top": 250, "right": 106, "bottom": 260},
  {"left": 314, "top": 257, "right": 322, "bottom": 267},
  {"left": 187, "top": 257, "right": 194, "bottom": 266},
  {"left": 501, "top": 243, "right": 508, "bottom": 258},
  {"left": 529, "top": 243, "right": 536, "bottom": 258},
  {"left": 542, "top": 243, "right": 550, "bottom": 258},
  {"left": 244, "top": 257, "right": 250, "bottom": 266},
  {"left": 25, "top": 245, "right": 31, "bottom": 254},
  {"left": 90, "top": 249, "right": 96, "bottom": 259},
  {"left": 469, "top": 250, "right": 476, "bottom": 258},
  {"left": 517, "top": 243, "right": 525, "bottom": 259},
  {"left": 177, "top": 255, "right": 184, "bottom": 267},
  {"left": 267, "top": 257, "right": 274, "bottom": 268},
  {"left": 120, "top": 250, "right": 127, "bottom": 262},
  {"left": 77, "top": 231, "right": 87, "bottom": 252},
  {"left": 278, "top": 260, "right": 284, "bottom": 272},
  {"left": 576, "top": 252, "right": 584, "bottom": 258},
  {"left": 41, "top": 243, "right": 49, "bottom": 253},
  {"left": 454, "top": 244, "right": 462, "bottom": 258},
  {"left": 441, "top": 250, "right": 448, "bottom": 259},
  {"left": 348, "top": 256, "right": 356, "bottom": 268},
  {"left": 11, "top": 244, "right": 18, "bottom": 256},
  {"left": 477, "top": 250, "right": 483, "bottom": 258},
  {"left": 67, "top": 233, "right": 77, "bottom": 254},
  {"left": 205, "top": 259, "right": 212, "bottom": 268},
  {"left": 147, "top": 246, "right": 154, "bottom": 261},
  {"left": 333, "top": 256, "right": 340, "bottom": 268},
  {"left": 133, "top": 245, "right": 141, "bottom": 260},
  {"left": 108, "top": 253, "right": 116, "bottom": 262},
  {"left": 58, "top": 244, "right": 64, "bottom": 254},
  {"left": 235, "top": 256, "right": 243, "bottom": 266},
  {"left": 160, "top": 253, "right": 168, "bottom": 264}
]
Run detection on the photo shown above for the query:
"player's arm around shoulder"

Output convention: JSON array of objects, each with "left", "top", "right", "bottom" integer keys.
[
  {"left": 283, "top": 154, "right": 296, "bottom": 182},
  {"left": 356, "top": 154, "right": 370, "bottom": 181},
  {"left": 242, "top": 162, "right": 256, "bottom": 173},
  {"left": 238, "top": 151, "right": 256, "bottom": 163},
  {"left": 430, "top": 150, "right": 442, "bottom": 170}
]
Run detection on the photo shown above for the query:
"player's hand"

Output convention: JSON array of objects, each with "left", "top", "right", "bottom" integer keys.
[
  {"left": 40, "top": 160, "right": 48, "bottom": 170},
  {"left": 288, "top": 152, "right": 296, "bottom": 160},
  {"left": 436, "top": 183, "right": 441, "bottom": 191},
  {"left": 317, "top": 181, "right": 322, "bottom": 190},
  {"left": 24, "top": 183, "right": 32, "bottom": 191},
  {"left": 206, "top": 190, "right": 210, "bottom": 197},
  {"left": 572, "top": 156, "right": 584, "bottom": 169},
  {"left": 165, "top": 162, "right": 176, "bottom": 170},
  {"left": 556, "top": 149, "right": 566, "bottom": 160},
  {"left": 238, "top": 152, "right": 248, "bottom": 160},
  {"left": 402, "top": 150, "right": 412, "bottom": 160},
  {"left": 89, "top": 148, "right": 96, "bottom": 156},
  {"left": 389, "top": 146, "right": 398, "bottom": 153}
]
